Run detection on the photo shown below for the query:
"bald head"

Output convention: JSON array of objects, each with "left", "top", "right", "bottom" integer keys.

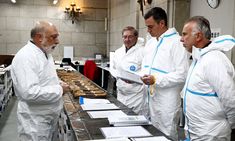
[
  {"left": 31, "top": 21, "right": 56, "bottom": 38},
  {"left": 30, "top": 21, "right": 59, "bottom": 54}
]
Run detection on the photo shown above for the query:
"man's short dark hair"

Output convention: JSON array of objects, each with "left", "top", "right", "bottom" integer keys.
[{"left": 144, "top": 7, "right": 168, "bottom": 26}]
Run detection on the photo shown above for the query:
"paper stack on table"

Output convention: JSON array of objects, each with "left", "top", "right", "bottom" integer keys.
[
  {"left": 81, "top": 103, "right": 120, "bottom": 111},
  {"left": 82, "top": 98, "right": 110, "bottom": 104},
  {"left": 87, "top": 110, "right": 127, "bottom": 119},
  {"left": 131, "top": 136, "right": 170, "bottom": 141},
  {"left": 100, "top": 126, "right": 152, "bottom": 139},
  {"left": 108, "top": 115, "right": 150, "bottom": 126},
  {"left": 84, "top": 137, "right": 130, "bottom": 141}
]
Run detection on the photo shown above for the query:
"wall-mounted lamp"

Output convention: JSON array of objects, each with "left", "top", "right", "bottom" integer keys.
[
  {"left": 64, "top": 2, "right": 82, "bottom": 24},
  {"left": 137, "top": 0, "right": 152, "bottom": 16}
]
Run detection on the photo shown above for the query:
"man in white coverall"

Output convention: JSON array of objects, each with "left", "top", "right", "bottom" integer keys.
[
  {"left": 11, "top": 21, "right": 70, "bottom": 141},
  {"left": 111, "top": 26, "right": 145, "bottom": 114},
  {"left": 140, "top": 7, "right": 189, "bottom": 140},
  {"left": 180, "top": 16, "right": 235, "bottom": 141}
]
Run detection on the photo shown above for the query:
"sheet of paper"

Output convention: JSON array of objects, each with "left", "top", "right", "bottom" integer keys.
[
  {"left": 100, "top": 126, "right": 152, "bottom": 139},
  {"left": 127, "top": 70, "right": 146, "bottom": 77},
  {"left": 83, "top": 98, "right": 110, "bottom": 104},
  {"left": 81, "top": 103, "right": 120, "bottom": 111},
  {"left": 116, "top": 70, "right": 143, "bottom": 84},
  {"left": 131, "top": 136, "right": 170, "bottom": 141},
  {"left": 112, "top": 122, "right": 152, "bottom": 127},
  {"left": 87, "top": 110, "right": 127, "bottom": 119},
  {"left": 108, "top": 115, "right": 148, "bottom": 125},
  {"left": 84, "top": 137, "right": 130, "bottom": 141}
]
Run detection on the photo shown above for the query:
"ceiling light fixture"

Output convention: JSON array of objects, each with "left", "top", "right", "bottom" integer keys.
[
  {"left": 11, "top": 0, "right": 16, "bottom": 3},
  {"left": 53, "top": 0, "right": 58, "bottom": 5}
]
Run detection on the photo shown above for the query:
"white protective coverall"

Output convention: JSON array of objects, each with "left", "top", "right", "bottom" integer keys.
[
  {"left": 11, "top": 41, "right": 63, "bottom": 141},
  {"left": 183, "top": 35, "right": 235, "bottom": 141},
  {"left": 141, "top": 28, "right": 189, "bottom": 140},
  {"left": 111, "top": 38, "right": 145, "bottom": 114}
]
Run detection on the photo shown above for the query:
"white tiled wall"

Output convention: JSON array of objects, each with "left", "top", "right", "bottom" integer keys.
[{"left": 0, "top": 0, "right": 108, "bottom": 60}]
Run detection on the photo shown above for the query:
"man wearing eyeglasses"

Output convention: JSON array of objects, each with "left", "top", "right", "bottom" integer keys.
[
  {"left": 110, "top": 26, "right": 145, "bottom": 114},
  {"left": 11, "top": 21, "right": 70, "bottom": 141}
]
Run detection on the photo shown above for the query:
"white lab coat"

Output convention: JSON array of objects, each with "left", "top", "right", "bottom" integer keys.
[
  {"left": 183, "top": 35, "right": 235, "bottom": 141},
  {"left": 111, "top": 38, "right": 145, "bottom": 114},
  {"left": 11, "top": 41, "right": 63, "bottom": 141},
  {"left": 141, "top": 28, "right": 189, "bottom": 140}
]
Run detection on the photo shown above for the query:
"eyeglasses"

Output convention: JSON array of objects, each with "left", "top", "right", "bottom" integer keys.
[
  {"left": 46, "top": 34, "right": 59, "bottom": 40},
  {"left": 122, "top": 35, "right": 135, "bottom": 39}
]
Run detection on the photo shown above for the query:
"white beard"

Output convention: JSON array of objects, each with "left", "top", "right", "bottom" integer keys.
[
  {"left": 41, "top": 37, "right": 56, "bottom": 54},
  {"left": 44, "top": 45, "right": 56, "bottom": 54}
]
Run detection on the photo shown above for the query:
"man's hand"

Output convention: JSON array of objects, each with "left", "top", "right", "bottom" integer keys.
[
  {"left": 141, "top": 74, "right": 155, "bottom": 85},
  {"left": 60, "top": 81, "right": 70, "bottom": 94}
]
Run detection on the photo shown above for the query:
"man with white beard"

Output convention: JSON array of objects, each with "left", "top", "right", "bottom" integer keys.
[{"left": 11, "top": 21, "right": 70, "bottom": 141}]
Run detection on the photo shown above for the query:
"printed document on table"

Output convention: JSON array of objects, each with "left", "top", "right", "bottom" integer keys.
[
  {"left": 131, "top": 136, "right": 170, "bottom": 141},
  {"left": 87, "top": 110, "right": 127, "bottom": 119},
  {"left": 108, "top": 115, "right": 150, "bottom": 126},
  {"left": 100, "top": 126, "right": 152, "bottom": 139},
  {"left": 84, "top": 137, "right": 130, "bottom": 141},
  {"left": 83, "top": 98, "right": 110, "bottom": 104},
  {"left": 81, "top": 103, "right": 120, "bottom": 111}
]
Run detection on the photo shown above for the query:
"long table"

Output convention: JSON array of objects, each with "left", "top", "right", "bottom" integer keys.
[{"left": 59, "top": 70, "right": 171, "bottom": 140}]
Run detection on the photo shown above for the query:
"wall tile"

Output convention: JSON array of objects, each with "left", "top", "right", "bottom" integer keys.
[
  {"left": 17, "top": 0, "right": 34, "bottom": 5},
  {"left": 83, "top": 8, "right": 96, "bottom": 20},
  {"left": 60, "top": 20, "right": 84, "bottom": 32},
  {"left": 20, "top": 30, "right": 30, "bottom": 43},
  {"left": 20, "top": 5, "right": 47, "bottom": 18},
  {"left": 0, "top": 4, "right": 20, "bottom": 17},
  {"left": 34, "top": 0, "right": 51, "bottom": 6},
  {"left": 85, "top": 21, "right": 105, "bottom": 33},
  {"left": 59, "top": 32, "right": 72, "bottom": 45},
  {"left": 20, "top": 18, "right": 34, "bottom": 30},
  {"left": 74, "top": 44, "right": 92, "bottom": 58},
  {"left": 93, "top": 44, "right": 107, "bottom": 55},
  {"left": 0, "top": 17, "right": 6, "bottom": 30},
  {"left": 84, "top": 0, "right": 108, "bottom": 9},
  {"left": 72, "top": 33, "right": 95, "bottom": 45},
  {"left": 96, "top": 33, "right": 107, "bottom": 44},
  {"left": 6, "top": 17, "right": 21, "bottom": 30},
  {"left": 6, "top": 43, "right": 24, "bottom": 55},
  {"left": 0, "top": 30, "right": 6, "bottom": 43},
  {"left": 0, "top": 43, "right": 7, "bottom": 54},
  {"left": 5, "top": 30, "right": 21, "bottom": 43},
  {"left": 47, "top": 6, "right": 65, "bottom": 20},
  {"left": 96, "top": 9, "right": 107, "bottom": 20}
]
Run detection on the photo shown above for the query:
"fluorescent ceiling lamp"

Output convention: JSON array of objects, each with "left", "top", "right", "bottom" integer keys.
[
  {"left": 11, "top": 0, "right": 16, "bottom": 3},
  {"left": 53, "top": 0, "right": 58, "bottom": 5}
]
